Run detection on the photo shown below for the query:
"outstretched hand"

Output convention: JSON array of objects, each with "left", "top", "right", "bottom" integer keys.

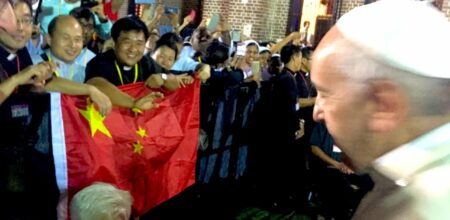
[
  {"left": 134, "top": 91, "right": 164, "bottom": 111},
  {"left": 88, "top": 86, "right": 113, "bottom": 116}
]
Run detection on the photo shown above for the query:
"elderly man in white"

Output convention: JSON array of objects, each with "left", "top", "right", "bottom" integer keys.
[{"left": 311, "top": 0, "right": 450, "bottom": 219}]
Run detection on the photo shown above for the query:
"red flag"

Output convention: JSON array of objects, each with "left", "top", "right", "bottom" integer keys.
[{"left": 53, "top": 81, "right": 200, "bottom": 217}]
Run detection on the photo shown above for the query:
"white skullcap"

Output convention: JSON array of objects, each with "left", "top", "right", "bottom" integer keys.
[
  {"left": 259, "top": 46, "right": 270, "bottom": 53},
  {"left": 337, "top": 0, "right": 450, "bottom": 79},
  {"left": 244, "top": 40, "right": 260, "bottom": 49},
  {"left": 272, "top": 54, "right": 281, "bottom": 58}
]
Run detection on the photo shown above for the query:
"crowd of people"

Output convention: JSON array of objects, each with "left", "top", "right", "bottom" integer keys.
[{"left": 0, "top": 0, "right": 449, "bottom": 219}]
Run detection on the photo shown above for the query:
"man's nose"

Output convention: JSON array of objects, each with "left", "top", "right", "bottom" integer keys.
[{"left": 313, "top": 99, "right": 324, "bottom": 123}]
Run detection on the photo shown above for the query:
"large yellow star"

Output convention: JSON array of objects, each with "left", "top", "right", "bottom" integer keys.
[
  {"left": 78, "top": 102, "right": 112, "bottom": 138},
  {"left": 133, "top": 141, "right": 144, "bottom": 155},
  {"left": 136, "top": 126, "right": 148, "bottom": 138}
]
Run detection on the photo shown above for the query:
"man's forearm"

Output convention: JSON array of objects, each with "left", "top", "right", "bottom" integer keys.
[
  {"left": 0, "top": 76, "right": 19, "bottom": 104},
  {"left": 311, "top": 145, "right": 339, "bottom": 167},
  {"left": 86, "top": 77, "right": 135, "bottom": 108},
  {"left": 45, "top": 77, "right": 93, "bottom": 96}
]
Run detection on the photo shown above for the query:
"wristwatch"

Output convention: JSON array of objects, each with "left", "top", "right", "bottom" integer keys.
[{"left": 161, "top": 73, "right": 168, "bottom": 80}]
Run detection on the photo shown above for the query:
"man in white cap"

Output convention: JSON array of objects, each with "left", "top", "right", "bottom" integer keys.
[{"left": 311, "top": 0, "right": 450, "bottom": 219}]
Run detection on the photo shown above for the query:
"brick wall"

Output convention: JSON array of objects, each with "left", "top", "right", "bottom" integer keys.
[
  {"left": 337, "top": 0, "right": 450, "bottom": 20},
  {"left": 203, "top": 0, "right": 290, "bottom": 41},
  {"left": 267, "top": 0, "right": 291, "bottom": 40},
  {"left": 337, "top": 0, "right": 364, "bottom": 19}
]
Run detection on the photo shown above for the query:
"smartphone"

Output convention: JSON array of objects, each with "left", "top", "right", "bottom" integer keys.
[
  {"left": 189, "top": 10, "right": 196, "bottom": 23},
  {"left": 231, "top": 30, "right": 241, "bottom": 42},
  {"left": 251, "top": 61, "right": 261, "bottom": 80},
  {"left": 236, "top": 42, "right": 246, "bottom": 56},
  {"left": 134, "top": 0, "right": 156, "bottom": 4},
  {"left": 207, "top": 14, "right": 220, "bottom": 33},
  {"left": 164, "top": 6, "right": 178, "bottom": 15}
]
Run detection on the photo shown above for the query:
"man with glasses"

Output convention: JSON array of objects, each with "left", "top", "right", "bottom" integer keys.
[
  {"left": 0, "top": 0, "right": 112, "bottom": 218},
  {"left": 0, "top": 0, "right": 55, "bottom": 104}
]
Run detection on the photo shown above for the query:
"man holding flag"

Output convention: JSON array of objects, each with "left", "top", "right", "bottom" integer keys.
[{"left": 52, "top": 16, "right": 201, "bottom": 218}]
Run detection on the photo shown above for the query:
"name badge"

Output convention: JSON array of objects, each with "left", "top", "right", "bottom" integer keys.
[
  {"left": 295, "top": 103, "right": 300, "bottom": 111},
  {"left": 11, "top": 104, "right": 29, "bottom": 118}
]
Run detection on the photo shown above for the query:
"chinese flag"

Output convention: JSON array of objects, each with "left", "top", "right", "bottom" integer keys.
[{"left": 51, "top": 81, "right": 200, "bottom": 217}]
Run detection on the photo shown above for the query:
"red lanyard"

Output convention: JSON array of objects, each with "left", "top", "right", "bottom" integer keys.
[
  {"left": 16, "top": 56, "right": 20, "bottom": 73},
  {"left": 298, "top": 72, "right": 311, "bottom": 98},
  {"left": 285, "top": 67, "right": 298, "bottom": 88}
]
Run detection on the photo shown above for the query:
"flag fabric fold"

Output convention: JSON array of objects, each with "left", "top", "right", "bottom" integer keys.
[{"left": 52, "top": 81, "right": 200, "bottom": 217}]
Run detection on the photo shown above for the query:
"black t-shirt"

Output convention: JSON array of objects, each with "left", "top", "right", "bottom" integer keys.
[{"left": 85, "top": 50, "right": 166, "bottom": 86}]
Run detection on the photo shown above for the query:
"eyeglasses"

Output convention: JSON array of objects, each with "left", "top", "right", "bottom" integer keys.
[{"left": 17, "top": 17, "right": 33, "bottom": 26}]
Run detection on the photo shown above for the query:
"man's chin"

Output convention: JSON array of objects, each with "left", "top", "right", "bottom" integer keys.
[{"left": 15, "top": 42, "right": 27, "bottom": 50}]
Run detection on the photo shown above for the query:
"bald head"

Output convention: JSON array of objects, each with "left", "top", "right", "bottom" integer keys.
[
  {"left": 47, "top": 15, "right": 83, "bottom": 63},
  {"left": 48, "top": 15, "right": 82, "bottom": 37}
]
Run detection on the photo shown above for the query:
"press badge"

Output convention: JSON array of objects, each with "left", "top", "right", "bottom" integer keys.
[{"left": 11, "top": 104, "right": 29, "bottom": 118}]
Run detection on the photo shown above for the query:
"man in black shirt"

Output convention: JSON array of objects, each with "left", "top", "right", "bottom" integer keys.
[{"left": 86, "top": 16, "right": 192, "bottom": 111}]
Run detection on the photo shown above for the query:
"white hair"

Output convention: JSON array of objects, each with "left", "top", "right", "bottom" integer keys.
[
  {"left": 70, "top": 182, "right": 133, "bottom": 220},
  {"left": 324, "top": 39, "right": 450, "bottom": 116}
]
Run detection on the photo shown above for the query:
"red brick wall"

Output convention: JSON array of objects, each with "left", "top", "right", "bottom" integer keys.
[
  {"left": 203, "top": 0, "right": 290, "bottom": 41},
  {"left": 337, "top": 0, "right": 364, "bottom": 19},
  {"left": 337, "top": 0, "right": 450, "bottom": 20}
]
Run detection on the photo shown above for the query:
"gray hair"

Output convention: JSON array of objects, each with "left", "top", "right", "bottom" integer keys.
[{"left": 328, "top": 39, "right": 450, "bottom": 116}]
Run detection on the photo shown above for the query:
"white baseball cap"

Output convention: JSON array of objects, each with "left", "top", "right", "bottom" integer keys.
[{"left": 337, "top": 0, "right": 450, "bottom": 79}]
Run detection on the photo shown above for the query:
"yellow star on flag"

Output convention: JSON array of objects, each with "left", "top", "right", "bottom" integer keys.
[
  {"left": 136, "top": 126, "right": 148, "bottom": 138},
  {"left": 133, "top": 141, "right": 144, "bottom": 155},
  {"left": 78, "top": 102, "right": 112, "bottom": 138}
]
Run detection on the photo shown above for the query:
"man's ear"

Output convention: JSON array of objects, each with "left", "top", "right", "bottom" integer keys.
[
  {"left": 368, "top": 79, "right": 409, "bottom": 132},
  {"left": 44, "top": 33, "right": 52, "bottom": 47}
]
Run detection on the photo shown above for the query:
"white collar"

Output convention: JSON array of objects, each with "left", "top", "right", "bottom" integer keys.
[
  {"left": 123, "top": 66, "right": 132, "bottom": 71},
  {"left": 373, "top": 122, "right": 450, "bottom": 186},
  {"left": 7, "top": 53, "right": 17, "bottom": 61}
]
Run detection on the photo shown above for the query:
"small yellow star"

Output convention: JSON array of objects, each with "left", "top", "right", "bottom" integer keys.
[
  {"left": 78, "top": 102, "right": 112, "bottom": 138},
  {"left": 132, "top": 107, "right": 143, "bottom": 117},
  {"left": 136, "top": 126, "right": 148, "bottom": 138},
  {"left": 133, "top": 141, "right": 144, "bottom": 155}
]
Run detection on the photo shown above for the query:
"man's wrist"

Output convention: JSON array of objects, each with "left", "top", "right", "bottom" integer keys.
[{"left": 161, "top": 73, "right": 168, "bottom": 81}]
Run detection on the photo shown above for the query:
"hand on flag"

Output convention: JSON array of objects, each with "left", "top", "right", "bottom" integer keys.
[{"left": 87, "top": 86, "right": 112, "bottom": 116}]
